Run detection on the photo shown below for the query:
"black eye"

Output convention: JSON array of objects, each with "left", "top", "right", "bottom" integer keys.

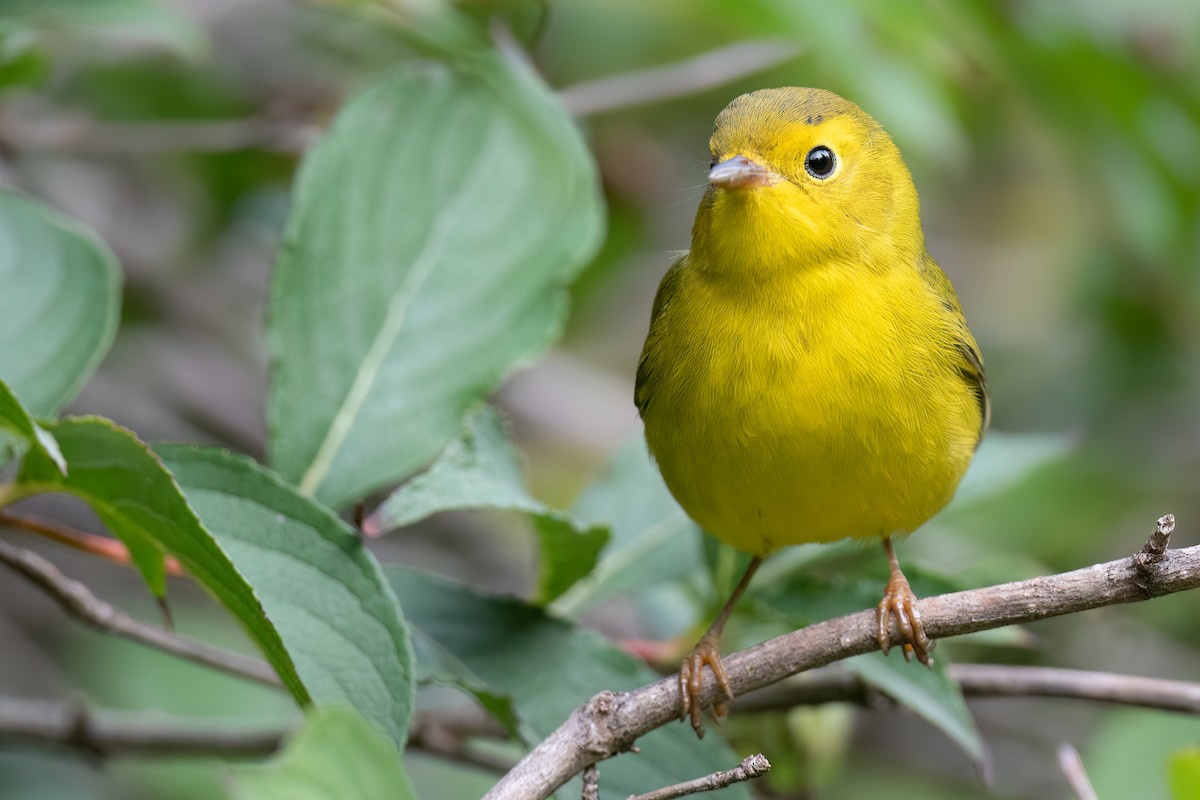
[
  {"left": 709, "top": 155, "right": 718, "bottom": 170},
  {"left": 804, "top": 145, "right": 836, "bottom": 179}
]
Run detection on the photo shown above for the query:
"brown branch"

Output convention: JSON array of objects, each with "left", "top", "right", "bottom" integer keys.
[
  {"left": 556, "top": 40, "right": 803, "bottom": 117},
  {"left": 0, "top": 539, "right": 280, "bottom": 688},
  {"left": 483, "top": 518, "right": 1199, "bottom": 800},
  {"left": 581, "top": 765, "right": 600, "bottom": 800},
  {"left": 0, "top": 698, "right": 512, "bottom": 770},
  {"left": 0, "top": 113, "right": 316, "bottom": 155},
  {"left": 0, "top": 40, "right": 801, "bottom": 161},
  {"left": 1, "top": 512, "right": 186, "bottom": 576},
  {"left": 1057, "top": 743, "right": 1099, "bottom": 800},
  {"left": 629, "top": 754, "right": 771, "bottom": 800},
  {"left": 0, "top": 697, "right": 285, "bottom": 758},
  {"left": 734, "top": 663, "right": 1200, "bottom": 715}
]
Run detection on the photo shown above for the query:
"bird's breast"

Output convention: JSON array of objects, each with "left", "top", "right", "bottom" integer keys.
[{"left": 639, "top": 260, "right": 978, "bottom": 554}]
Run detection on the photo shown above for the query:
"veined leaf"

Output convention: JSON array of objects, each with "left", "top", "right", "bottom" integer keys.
[
  {"left": 367, "top": 406, "right": 608, "bottom": 604},
  {"left": 0, "top": 377, "right": 64, "bottom": 476},
  {"left": 552, "top": 439, "right": 704, "bottom": 617},
  {"left": 159, "top": 445, "right": 416, "bottom": 748},
  {"left": 846, "top": 653, "right": 988, "bottom": 777},
  {"left": 388, "top": 567, "right": 749, "bottom": 799},
  {"left": 267, "top": 49, "right": 604, "bottom": 510},
  {"left": 17, "top": 418, "right": 307, "bottom": 705},
  {"left": 230, "top": 708, "right": 418, "bottom": 800},
  {"left": 0, "top": 190, "right": 121, "bottom": 418}
]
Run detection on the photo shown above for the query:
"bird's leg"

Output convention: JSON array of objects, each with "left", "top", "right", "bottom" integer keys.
[
  {"left": 876, "top": 536, "right": 933, "bottom": 666},
  {"left": 679, "top": 555, "right": 762, "bottom": 737}
]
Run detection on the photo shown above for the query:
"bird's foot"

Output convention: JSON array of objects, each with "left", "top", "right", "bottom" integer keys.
[
  {"left": 678, "top": 632, "right": 733, "bottom": 737},
  {"left": 876, "top": 569, "right": 934, "bottom": 667}
]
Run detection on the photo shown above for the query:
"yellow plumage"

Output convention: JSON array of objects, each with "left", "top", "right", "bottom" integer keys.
[
  {"left": 635, "top": 87, "right": 988, "bottom": 732},
  {"left": 637, "top": 87, "right": 986, "bottom": 555}
]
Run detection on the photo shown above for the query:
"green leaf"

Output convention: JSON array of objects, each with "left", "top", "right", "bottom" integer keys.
[
  {"left": 1170, "top": 747, "right": 1200, "bottom": 800},
  {"left": 552, "top": 439, "right": 704, "bottom": 616},
  {"left": 16, "top": 417, "right": 308, "bottom": 705},
  {"left": 157, "top": 445, "right": 416, "bottom": 749},
  {"left": 268, "top": 49, "right": 604, "bottom": 510},
  {"left": 0, "top": 190, "right": 121, "bottom": 418},
  {"left": 1084, "top": 710, "right": 1200, "bottom": 800},
  {"left": 0, "top": 376, "right": 64, "bottom": 475},
  {"left": 845, "top": 653, "right": 987, "bottom": 775},
  {"left": 0, "top": 0, "right": 206, "bottom": 57},
  {"left": 367, "top": 406, "right": 608, "bottom": 604},
  {"left": 943, "top": 432, "right": 1072, "bottom": 510},
  {"left": 389, "top": 566, "right": 749, "bottom": 799},
  {"left": 229, "top": 708, "right": 418, "bottom": 800}
]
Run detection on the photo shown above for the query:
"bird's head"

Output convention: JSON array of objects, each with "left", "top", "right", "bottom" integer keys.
[{"left": 691, "top": 87, "right": 925, "bottom": 277}]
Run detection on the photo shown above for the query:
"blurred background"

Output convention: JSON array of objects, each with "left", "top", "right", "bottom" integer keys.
[{"left": 1, "top": 0, "right": 1199, "bottom": 798}]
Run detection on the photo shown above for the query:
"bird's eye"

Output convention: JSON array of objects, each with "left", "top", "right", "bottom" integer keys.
[
  {"left": 804, "top": 146, "right": 836, "bottom": 179},
  {"left": 709, "top": 155, "right": 718, "bottom": 170}
]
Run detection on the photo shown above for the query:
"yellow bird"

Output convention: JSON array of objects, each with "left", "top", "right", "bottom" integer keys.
[{"left": 635, "top": 87, "right": 989, "bottom": 735}]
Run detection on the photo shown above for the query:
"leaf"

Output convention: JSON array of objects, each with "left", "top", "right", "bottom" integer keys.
[
  {"left": 1083, "top": 710, "right": 1200, "bottom": 800},
  {"left": 0, "top": 0, "right": 206, "bottom": 57},
  {"left": 229, "top": 708, "right": 418, "bottom": 800},
  {"left": 157, "top": 445, "right": 416, "bottom": 749},
  {"left": 367, "top": 406, "right": 608, "bottom": 604},
  {"left": 16, "top": 417, "right": 308, "bottom": 705},
  {"left": 267, "top": 49, "right": 604, "bottom": 510},
  {"left": 388, "top": 566, "right": 750, "bottom": 799},
  {"left": 846, "top": 653, "right": 988, "bottom": 776},
  {"left": 0, "top": 377, "right": 64, "bottom": 475},
  {"left": 552, "top": 438, "right": 704, "bottom": 616},
  {"left": 1170, "top": 747, "right": 1200, "bottom": 800},
  {"left": 0, "top": 190, "right": 121, "bottom": 418},
  {"left": 943, "top": 432, "right": 1072, "bottom": 510}
]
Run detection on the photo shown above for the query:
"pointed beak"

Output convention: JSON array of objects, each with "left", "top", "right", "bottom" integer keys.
[{"left": 708, "top": 155, "right": 780, "bottom": 191}]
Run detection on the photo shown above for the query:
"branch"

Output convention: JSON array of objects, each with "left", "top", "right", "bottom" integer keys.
[
  {"left": 484, "top": 517, "right": 1198, "bottom": 800},
  {"left": 0, "top": 697, "right": 284, "bottom": 758},
  {"left": 0, "top": 539, "right": 279, "bottom": 688},
  {"left": 734, "top": 663, "right": 1200, "bottom": 715},
  {"left": 0, "top": 697, "right": 513, "bottom": 770},
  {"left": 1057, "top": 743, "right": 1099, "bottom": 800},
  {"left": 1, "top": 512, "right": 185, "bottom": 576},
  {"left": 629, "top": 754, "right": 771, "bottom": 800},
  {"left": 557, "top": 39, "right": 803, "bottom": 117},
  {"left": 0, "top": 113, "right": 316, "bottom": 155}
]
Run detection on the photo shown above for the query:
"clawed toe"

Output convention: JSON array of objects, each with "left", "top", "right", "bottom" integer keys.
[
  {"left": 877, "top": 572, "right": 934, "bottom": 667},
  {"left": 678, "top": 634, "right": 734, "bottom": 737}
]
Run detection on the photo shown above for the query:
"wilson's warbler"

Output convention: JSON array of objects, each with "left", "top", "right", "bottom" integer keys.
[{"left": 635, "top": 87, "right": 989, "bottom": 735}]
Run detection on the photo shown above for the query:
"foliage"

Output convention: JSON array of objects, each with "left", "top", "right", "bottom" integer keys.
[{"left": 1, "top": 1, "right": 1198, "bottom": 799}]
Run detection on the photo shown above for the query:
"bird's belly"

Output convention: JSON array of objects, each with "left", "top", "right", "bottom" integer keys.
[{"left": 643, "top": 315, "right": 976, "bottom": 556}]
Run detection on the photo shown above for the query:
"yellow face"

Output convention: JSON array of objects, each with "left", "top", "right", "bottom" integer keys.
[{"left": 693, "top": 87, "right": 923, "bottom": 272}]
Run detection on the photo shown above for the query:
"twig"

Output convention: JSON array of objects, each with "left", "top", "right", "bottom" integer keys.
[
  {"left": 0, "top": 539, "right": 279, "bottom": 688},
  {"left": 0, "top": 113, "right": 316, "bottom": 155},
  {"left": 734, "top": 663, "right": 1200, "bottom": 715},
  {"left": 484, "top": 520, "right": 1199, "bottom": 800},
  {"left": 1134, "top": 513, "right": 1174, "bottom": 578},
  {"left": 0, "top": 40, "right": 800, "bottom": 161},
  {"left": 1057, "top": 743, "right": 1099, "bottom": 800},
  {"left": 629, "top": 754, "right": 771, "bottom": 800},
  {"left": 0, "top": 698, "right": 513, "bottom": 770},
  {"left": 0, "top": 697, "right": 284, "bottom": 758},
  {"left": 581, "top": 765, "right": 600, "bottom": 800},
  {"left": 557, "top": 40, "right": 803, "bottom": 117},
  {"left": 1, "top": 511, "right": 186, "bottom": 576}
]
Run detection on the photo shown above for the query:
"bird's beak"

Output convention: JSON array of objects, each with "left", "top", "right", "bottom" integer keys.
[{"left": 708, "top": 155, "right": 780, "bottom": 191}]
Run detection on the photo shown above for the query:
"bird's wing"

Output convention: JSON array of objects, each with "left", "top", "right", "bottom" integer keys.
[
  {"left": 634, "top": 256, "right": 687, "bottom": 417},
  {"left": 921, "top": 255, "right": 990, "bottom": 443}
]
